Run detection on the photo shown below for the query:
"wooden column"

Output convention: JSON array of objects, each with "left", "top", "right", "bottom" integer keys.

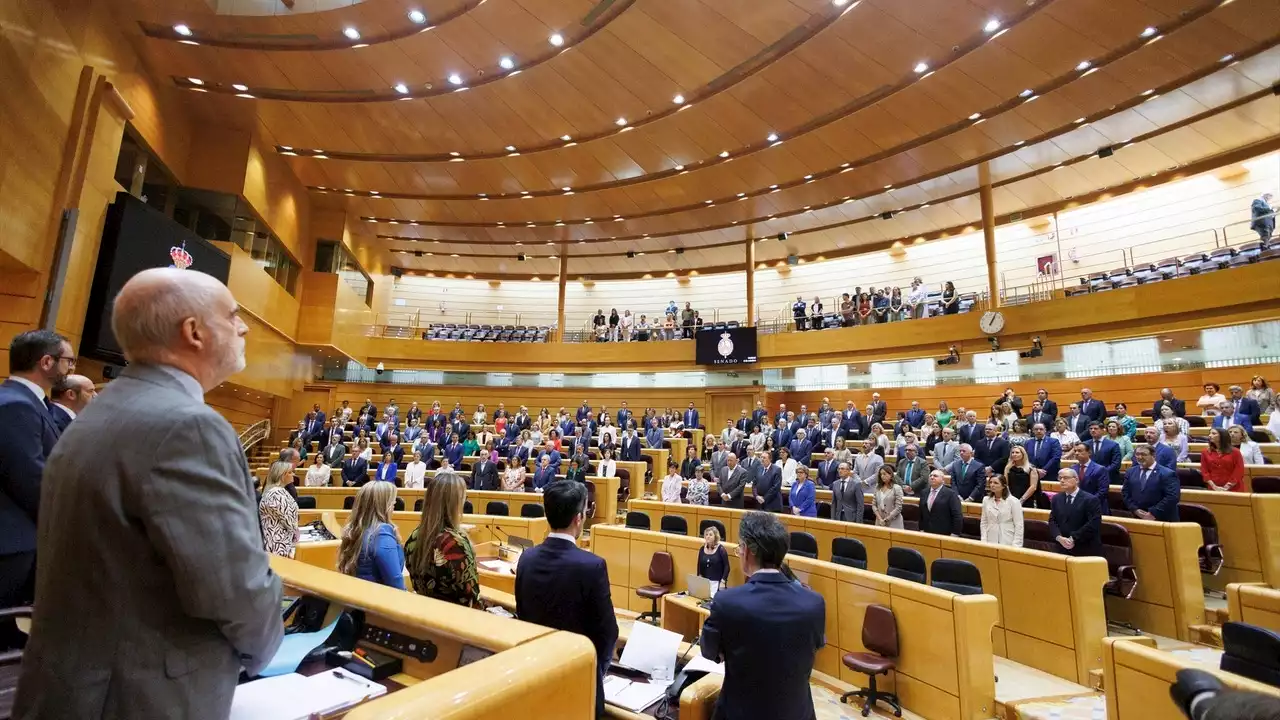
[
  {"left": 978, "top": 161, "right": 1000, "bottom": 307},
  {"left": 555, "top": 247, "right": 569, "bottom": 341},
  {"left": 745, "top": 238, "right": 755, "bottom": 326}
]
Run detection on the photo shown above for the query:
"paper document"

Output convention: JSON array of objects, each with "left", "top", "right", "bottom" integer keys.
[
  {"left": 618, "top": 621, "right": 682, "bottom": 683},
  {"left": 603, "top": 676, "right": 667, "bottom": 713},
  {"left": 681, "top": 654, "right": 725, "bottom": 675},
  {"left": 258, "top": 611, "right": 341, "bottom": 677},
  {"left": 230, "top": 668, "right": 386, "bottom": 719},
  {"left": 479, "top": 559, "right": 514, "bottom": 573}
]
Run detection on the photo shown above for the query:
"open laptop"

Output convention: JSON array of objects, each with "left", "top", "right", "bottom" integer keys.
[{"left": 686, "top": 574, "right": 717, "bottom": 602}]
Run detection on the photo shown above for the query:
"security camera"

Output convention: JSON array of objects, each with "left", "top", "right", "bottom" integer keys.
[
  {"left": 987, "top": 336, "right": 1000, "bottom": 351},
  {"left": 375, "top": 362, "right": 385, "bottom": 376}
]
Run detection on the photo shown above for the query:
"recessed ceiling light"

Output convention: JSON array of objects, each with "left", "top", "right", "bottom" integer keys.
[
  {"left": 342, "top": 27, "right": 360, "bottom": 40},
  {"left": 499, "top": 56, "right": 515, "bottom": 70},
  {"left": 232, "top": 84, "right": 248, "bottom": 92},
  {"left": 984, "top": 18, "right": 1001, "bottom": 33},
  {"left": 737, "top": 192, "right": 746, "bottom": 197},
  {"left": 561, "top": 186, "right": 572, "bottom": 192},
  {"left": 188, "top": 77, "right": 203, "bottom": 85},
  {"left": 769, "top": 184, "right": 778, "bottom": 189},
  {"left": 615, "top": 117, "right": 627, "bottom": 126},
  {"left": 1140, "top": 26, "right": 1157, "bottom": 37},
  {"left": 674, "top": 164, "right": 684, "bottom": 171},
  {"left": 1141, "top": 89, "right": 1155, "bottom": 96},
  {"left": 1075, "top": 60, "right": 1091, "bottom": 71},
  {"left": 408, "top": 9, "right": 427, "bottom": 23},
  {"left": 351, "top": 43, "right": 367, "bottom": 49},
  {"left": 179, "top": 40, "right": 199, "bottom": 46},
  {"left": 1220, "top": 53, "right": 1234, "bottom": 62},
  {"left": 1024, "top": 95, "right": 1038, "bottom": 103},
  {"left": 174, "top": 24, "right": 192, "bottom": 36},
  {"left": 913, "top": 62, "right": 929, "bottom": 73},
  {"left": 968, "top": 112, "right": 981, "bottom": 120},
  {"left": 394, "top": 83, "right": 409, "bottom": 94},
  {"left": 1019, "top": 88, "right": 1034, "bottom": 98},
  {"left": 447, "top": 73, "right": 463, "bottom": 85},
  {"left": 718, "top": 151, "right": 729, "bottom": 158},
  {"left": 369, "top": 190, "right": 379, "bottom": 195},
  {"left": 449, "top": 151, "right": 460, "bottom": 157},
  {"left": 1013, "top": 140, "right": 1025, "bottom": 146},
  {"left": 705, "top": 200, "right": 713, "bottom": 204},
  {"left": 560, "top": 134, "right": 572, "bottom": 141},
  {"left": 766, "top": 132, "right": 779, "bottom": 142},
  {"left": 1074, "top": 117, "right": 1086, "bottom": 123},
  {"left": 884, "top": 185, "right": 893, "bottom": 189},
  {"left": 833, "top": 0, "right": 849, "bottom": 5},
  {"left": 236, "top": 93, "right": 255, "bottom": 99},
  {"left": 549, "top": 33, "right": 564, "bottom": 47},
  {"left": 803, "top": 174, "right": 813, "bottom": 180},
  {"left": 672, "top": 94, "right": 685, "bottom": 104}
]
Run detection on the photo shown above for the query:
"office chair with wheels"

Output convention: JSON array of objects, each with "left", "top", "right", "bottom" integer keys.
[
  {"left": 840, "top": 604, "right": 902, "bottom": 717},
  {"left": 636, "top": 552, "right": 674, "bottom": 624}
]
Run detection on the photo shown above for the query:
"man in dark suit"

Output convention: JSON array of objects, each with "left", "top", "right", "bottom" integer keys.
[
  {"left": 1122, "top": 444, "right": 1180, "bottom": 521},
  {"left": 359, "top": 398, "right": 378, "bottom": 422},
  {"left": 795, "top": 404, "right": 810, "bottom": 430},
  {"left": 0, "top": 330, "right": 71, "bottom": 647},
  {"left": 1152, "top": 388, "right": 1186, "bottom": 419},
  {"left": 753, "top": 450, "right": 783, "bottom": 513},
  {"left": 341, "top": 455, "right": 369, "bottom": 487},
  {"left": 305, "top": 404, "right": 326, "bottom": 443},
  {"left": 903, "top": 401, "right": 925, "bottom": 429},
  {"left": 1035, "top": 388, "right": 1059, "bottom": 420},
  {"left": 615, "top": 402, "right": 632, "bottom": 431},
  {"left": 973, "top": 424, "right": 1011, "bottom": 474},
  {"left": 323, "top": 437, "right": 347, "bottom": 467},
  {"left": 787, "top": 429, "right": 813, "bottom": 467},
  {"left": 814, "top": 449, "right": 839, "bottom": 489},
  {"left": 1079, "top": 388, "right": 1106, "bottom": 424},
  {"left": 771, "top": 423, "right": 793, "bottom": 454},
  {"left": 946, "top": 444, "right": 986, "bottom": 502},
  {"left": 532, "top": 455, "right": 558, "bottom": 491},
  {"left": 917, "top": 470, "right": 962, "bottom": 536},
  {"left": 1227, "top": 385, "right": 1262, "bottom": 426},
  {"left": 1026, "top": 422, "right": 1062, "bottom": 490},
  {"left": 720, "top": 453, "right": 748, "bottom": 509},
  {"left": 840, "top": 401, "right": 867, "bottom": 440},
  {"left": 773, "top": 403, "right": 789, "bottom": 427},
  {"left": 506, "top": 442, "right": 530, "bottom": 469},
  {"left": 956, "top": 411, "right": 983, "bottom": 448},
  {"left": 384, "top": 434, "right": 405, "bottom": 466},
  {"left": 47, "top": 373, "right": 96, "bottom": 433},
  {"left": 576, "top": 401, "right": 592, "bottom": 423},
  {"left": 819, "top": 417, "right": 845, "bottom": 454},
  {"left": 1084, "top": 422, "right": 1123, "bottom": 486},
  {"left": 1073, "top": 443, "right": 1111, "bottom": 515},
  {"left": 999, "top": 388, "right": 1023, "bottom": 417},
  {"left": 830, "top": 462, "right": 864, "bottom": 523},
  {"left": 685, "top": 402, "right": 701, "bottom": 430},
  {"left": 735, "top": 410, "right": 751, "bottom": 435},
  {"left": 750, "top": 401, "right": 766, "bottom": 429},
  {"left": 516, "top": 482, "right": 617, "bottom": 718},
  {"left": 894, "top": 444, "right": 929, "bottom": 496},
  {"left": 619, "top": 428, "right": 641, "bottom": 461},
  {"left": 1251, "top": 191, "right": 1275, "bottom": 241},
  {"left": 472, "top": 455, "right": 499, "bottom": 491},
  {"left": 1048, "top": 468, "right": 1103, "bottom": 556},
  {"left": 869, "top": 393, "right": 887, "bottom": 427},
  {"left": 701, "top": 512, "right": 824, "bottom": 720},
  {"left": 1064, "top": 403, "right": 1091, "bottom": 439},
  {"left": 1141, "top": 426, "right": 1177, "bottom": 470},
  {"left": 1026, "top": 401, "right": 1054, "bottom": 432}
]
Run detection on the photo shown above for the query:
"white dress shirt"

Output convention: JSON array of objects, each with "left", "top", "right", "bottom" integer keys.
[
  {"left": 404, "top": 461, "right": 428, "bottom": 488},
  {"left": 597, "top": 459, "right": 616, "bottom": 478}
]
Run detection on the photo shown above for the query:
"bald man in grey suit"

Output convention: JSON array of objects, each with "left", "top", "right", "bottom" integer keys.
[{"left": 15, "top": 269, "right": 283, "bottom": 720}]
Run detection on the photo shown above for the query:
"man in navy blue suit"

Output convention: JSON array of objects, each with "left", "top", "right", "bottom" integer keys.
[
  {"left": 618, "top": 428, "right": 641, "bottom": 462},
  {"left": 973, "top": 424, "right": 1011, "bottom": 474},
  {"left": 946, "top": 444, "right": 986, "bottom": 502},
  {"left": 701, "top": 511, "right": 824, "bottom": 720},
  {"left": 773, "top": 403, "right": 789, "bottom": 427},
  {"left": 1073, "top": 443, "right": 1112, "bottom": 515},
  {"left": 753, "top": 450, "right": 783, "bottom": 512},
  {"left": 1084, "top": 422, "right": 1123, "bottom": 487},
  {"left": 788, "top": 429, "right": 813, "bottom": 467},
  {"left": 685, "top": 402, "right": 701, "bottom": 430},
  {"left": 903, "top": 401, "right": 925, "bottom": 430},
  {"left": 1227, "top": 385, "right": 1262, "bottom": 426},
  {"left": 576, "top": 400, "right": 592, "bottom": 423},
  {"left": 1079, "top": 388, "right": 1106, "bottom": 424},
  {"left": 1026, "top": 422, "right": 1062, "bottom": 501},
  {"left": 1121, "top": 444, "right": 1180, "bottom": 521},
  {"left": 516, "top": 481, "right": 617, "bottom": 718},
  {"left": 532, "top": 455, "right": 558, "bottom": 491},
  {"left": 1152, "top": 388, "right": 1186, "bottom": 419},
  {"left": 772, "top": 423, "right": 793, "bottom": 454},
  {"left": 46, "top": 374, "right": 96, "bottom": 433},
  {"left": 1034, "top": 388, "right": 1059, "bottom": 420},
  {"left": 536, "top": 441, "right": 561, "bottom": 473},
  {"left": 0, "top": 330, "right": 73, "bottom": 645},
  {"left": 750, "top": 401, "right": 766, "bottom": 429},
  {"left": 616, "top": 401, "right": 632, "bottom": 431},
  {"left": 840, "top": 400, "right": 867, "bottom": 440},
  {"left": 1048, "top": 469, "right": 1103, "bottom": 557},
  {"left": 1141, "top": 426, "right": 1177, "bottom": 470}
]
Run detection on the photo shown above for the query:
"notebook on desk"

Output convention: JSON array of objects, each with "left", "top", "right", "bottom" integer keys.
[{"left": 230, "top": 668, "right": 386, "bottom": 719}]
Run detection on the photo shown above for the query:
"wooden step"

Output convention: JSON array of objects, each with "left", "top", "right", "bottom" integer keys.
[
  {"left": 1188, "top": 624, "right": 1224, "bottom": 648},
  {"left": 1205, "top": 607, "right": 1229, "bottom": 626}
]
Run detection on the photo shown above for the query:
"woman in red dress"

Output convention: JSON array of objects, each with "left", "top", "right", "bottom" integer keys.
[{"left": 1200, "top": 427, "right": 1245, "bottom": 492}]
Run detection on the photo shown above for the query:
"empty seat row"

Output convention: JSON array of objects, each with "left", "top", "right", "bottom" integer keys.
[{"left": 1067, "top": 241, "right": 1279, "bottom": 296}]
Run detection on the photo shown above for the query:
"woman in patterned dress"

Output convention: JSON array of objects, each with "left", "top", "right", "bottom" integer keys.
[
  {"left": 404, "top": 472, "right": 482, "bottom": 609},
  {"left": 259, "top": 460, "right": 299, "bottom": 558}
]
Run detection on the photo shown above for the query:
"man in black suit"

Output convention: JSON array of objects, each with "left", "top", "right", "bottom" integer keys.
[
  {"left": 1035, "top": 388, "right": 1059, "bottom": 420},
  {"left": 973, "top": 424, "right": 1011, "bottom": 474},
  {"left": 1026, "top": 400, "right": 1054, "bottom": 432},
  {"left": 0, "top": 330, "right": 72, "bottom": 648},
  {"left": 359, "top": 398, "right": 378, "bottom": 422},
  {"left": 1048, "top": 468, "right": 1103, "bottom": 557},
  {"left": 47, "top": 374, "right": 96, "bottom": 433},
  {"left": 917, "top": 470, "right": 962, "bottom": 536},
  {"left": 753, "top": 450, "right": 783, "bottom": 512},
  {"left": 516, "top": 482, "right": 618, "bottom": 718},
  {"left": 305, "top": 404, "right": 326, "bottom": 444},
  {"left": 1227, "top": 385, "right": 1262, "bottom": 426},
  {"left": 840, "top": 400, "right": 867, "bottom": 440},
  {"left": 618, "top": 428, "right": 641, "bottom": 461},
  {"left": 1079, "top": 388, "right": 1106, "bottom": 424},
  {"left": 999, "top": 388, "right": 1023, "bottom": 417},
  {"left": 956, "top": 410, "right": 983, "bottom": 448},
  {"left": 701, "top": 512, "right": 824, "bottom": 720},
  {"left": 471, "top": 454, "right": 499, "bottom": 491},
  {"left": 946, "top": 444, "right": 986, "bottom": 502},
  {"left": 869, "top": 393, "right": 887, "bottom": 427},
  {"left": 819, "top": 417, "right": 845, "bottom": 453},
  {"left": 735, "top": 410, "right": 751, "bottom": 435},
  {"left": 814, "top": 449, "right": 839, "bottom": 489},
  {"left": 1152, "top": 388, "right": 1186, "bottom": 419},
  {"left": 341, "top": 455, "right": 369, "bottom": 487},
  {"left": 1064, "top": 403, "right": 1091, "bottom": 439}
]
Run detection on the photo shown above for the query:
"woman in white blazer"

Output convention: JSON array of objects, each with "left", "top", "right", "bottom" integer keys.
[{"left": 980, "top": 474, "right": 1024, "bottom": 547}]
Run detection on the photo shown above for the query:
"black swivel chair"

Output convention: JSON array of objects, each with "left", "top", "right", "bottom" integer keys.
[
  {"left": 1220, "top": 621, "right": 1280, "bottom": 687},
  {"left": 660, "top": 515, "right": 688, "bottom": 535},
  {"left": 930, "top": 558, "right": 983, "bottom": 595},
  {"left": 463, "top": 500, "right": 473, "bottom": 514},
  {"left": 886, "top": 547, "right": 926, "bottom": 584},
  {"left": 520, "top": 504, "right": 545, "bottom": 518},
  {"left": 626, "top": 511, "right": 651, "bottom": 530},
  {"left": 698, "top": 519, "right": 727, "bottom": 539},
  {"left": 296, "top": 496, "right": 317, "bottom": 510},
  {"left": 486, "top": 501, "right": 509, "bottom": 516},
  {"left": 788, "top": 531, "right": 818, "bottom": 559},
  {"left": 343, "top": 496, "right": 355, "bottom": 510},
  {"left": 831, "top": 537, "right": 868, "bottom": 570},
  {"left": 413, "top": 498, "right": 424, "bottom": 512}
]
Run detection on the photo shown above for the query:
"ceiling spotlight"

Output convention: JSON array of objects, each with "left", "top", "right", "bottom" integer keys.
[
  {"left": 803, "top": 174, "right": 813, "bottom": 180},
  {"left": 1075, "top": 60, "right": 1091, "bottom": 71},
  {"left": 499, "top": 56, "right": 515, "bottom": 70},
  {"left": 718, "top": 151, "right": 730, "bottom": 158},
  {"left": 1013, "top": 140, "right": 1025, "bottom": 146},
  {"left": 408, "top": 9, "right": 427, "bottom": 23},
  {"left": 188, "top": 77, "right": 204, "bottom": 85},
  {"left": 549, "top": 33, "right": 564, "bottom": 47},
  {"left": 1140, "top": 26, "right": 1157, "bottom": 37},
  {"left": 769, "top": 184, "right": 778, "bottom": 190},
  {"left": 232, "top": 84, "right": 248, "bottom": 92},
  {"left": 447, "top": 73, "right": 463, "bottom": 85},
  {"left": 704, "top": 200, "right": 713, "bottom": 204},
  {"left": 737, "top": 192, "right": 746, "bottom": 197},
  {"left": 968, "top": 112, "right": 981, "bottom": 120},
  {"left": 834, "top": 0, "right": 849, "bottom": 5},
  {"left": 449, "top": 151, "right": 461, "bottom": 157},
  {"left": 1019, "top": 88, "right": 1034, "bottom": 98},
  {"left": 913, "top": 62, "right": 929, "bottom": 74},
  {"left": 984, "top": 18, "right": 1001, "bottom": 33},
  {"left": 1074, "top": 117, "right": 1086, "bottom": 123},
  {"left": 236, "top": 93, "right": 255, "bottom": 99},
  {"left": 1220, "top": 53, "right": 1234, "bottom": 62},
  {"left": 674, "top": 164, "right": 684, "bottom": 171},
  {"left": 561, "top": 186, "right": 572, "bottom": 191},
  {"left": 174, "top": 24, "right": 192, "bottom": 36},
  {"left": 342, "top": 27, "right": 360, "bottom": 40},
  {"left": 560, "top": 134, "right": 572, "bottom": 141},
  {"left": 505, "top": 145, "right": 516, "bottom": 152},
  {"left": 394, "top": 83, "right": 409, "bottom": 94},
  {"left": 766, "top": 132, "right": 779, "bottom": 142},
  {"left": 615, "top": 117, "right": 627, "bottom": 126},
  {"left": 672, "top": 94, "right": 685, "bottom": 104}
]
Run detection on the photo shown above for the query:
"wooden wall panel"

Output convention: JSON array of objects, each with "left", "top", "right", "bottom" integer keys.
[
  {"left": 215, "top": 241, "right": 301, "bottom": 341},
  {"left": 230, "top": 312, "right": 309, "bottom": 399},
  {"left": 296, "top": 271, "right": 339, "bottom": 346},
  {"left": 241, "top": 126, "right": 313, "bottom": 269},
  {"left": 205, "top": 383, "right": 275, "bottom": 431}
]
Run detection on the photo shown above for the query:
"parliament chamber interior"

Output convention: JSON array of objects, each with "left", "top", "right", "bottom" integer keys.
[{"left": 3, "top": 0, "right": 1280, "bottom": 718}]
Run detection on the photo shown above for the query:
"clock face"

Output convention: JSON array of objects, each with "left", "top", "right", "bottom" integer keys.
[{"left": 979, "top": 311, "right": 1005, "bottom": 334}]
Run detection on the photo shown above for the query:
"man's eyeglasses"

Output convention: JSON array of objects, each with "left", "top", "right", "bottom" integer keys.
[{"left": 55, "top": 356, "right": 76, "bottom": 367}]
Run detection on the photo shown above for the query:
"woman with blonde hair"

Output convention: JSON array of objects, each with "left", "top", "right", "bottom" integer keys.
[
  {"left": 404, "top": 472, "right": 481, "bottom": 608},
  {"left": 1003, "top": 445, "right": 1041, "bottom": 508},
  {"left": 338, "top": 482, "right": 405, "bottom": 589},
  {"left": 260, "top": 460, "right": 299, "bottom": 558}
]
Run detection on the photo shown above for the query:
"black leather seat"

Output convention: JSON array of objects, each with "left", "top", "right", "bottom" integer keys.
[
  {"left": 886, "top": 547, "right": 926, "bottom": 584},
  {"left": 296, "top": 496, "right": 317, "bottom": 510},
  {"left": 520, "top": 504, "right": 545, "bottom": 518},
  {"left": 698, "top": 519, "right": 727, "bottom": 539},
  {"left": 931, "top": 558, "right": 982, "bottom": 595},
  {"left": 660, "top": 515, "right": 688, "bottom": 535},
  {"left": 831, "top": 537, "right": 867, "bottom": 570},
  {"left": 1220, "top": 621, "right": 1280, "bottom": 687},
  {"left": 486, "top": 501, "right": 509, "bottom": 516},
  {"left": 625, "top": 511, "right": 651, "bottom": 530},
  {"left": 788, "top": 531, "right": 818, "bottom": 559}
]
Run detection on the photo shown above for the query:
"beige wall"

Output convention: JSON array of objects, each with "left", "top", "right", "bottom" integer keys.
[{"left": 383, "top": 152, "right": 1279, "bottom": 329}]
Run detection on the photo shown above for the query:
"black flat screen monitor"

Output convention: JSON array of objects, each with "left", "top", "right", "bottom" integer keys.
[{"left": 695, "top": 326, "right": 758, "bottom": 366}]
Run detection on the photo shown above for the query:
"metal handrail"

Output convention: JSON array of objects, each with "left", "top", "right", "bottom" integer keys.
[
  {"left": 1221, "top": 209, "right": 1277, "bottom": 247},
  {"left": 239, "top": 419, "right": 271, "bottom": 454}
]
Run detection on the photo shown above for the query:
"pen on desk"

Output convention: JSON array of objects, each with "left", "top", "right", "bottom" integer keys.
[
  {"left": 352, "top": 648, "right": 379, "bottom": 668},
  {"left": 336, "top": 650, "right": 378, "bottom": 669}
]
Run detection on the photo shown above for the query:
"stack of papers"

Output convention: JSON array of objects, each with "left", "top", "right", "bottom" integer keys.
[
  {"left": 618, "top": 622, "right": 682, "bottom": 683},
  {"left": 230, "top": 669, "right": 386, "bottom": 719},
  {"left": 603, "top": 676, "right": 667, "bottom": 712}
]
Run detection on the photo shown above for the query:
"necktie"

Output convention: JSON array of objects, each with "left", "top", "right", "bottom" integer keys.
[
  {"left": 1067, "top": 493, "right": 1074, "bottom": 506},
  {"left": 1141, "top": 469, "right": 1151, "bottom": 492},
  {"left": 1033, "top": 440, "right": 1040, "bottom": 457},
  {"left": 960, "top": 462, "right": 968, "bottom": 479},
  {"left": 1094, "top": 440, "right": 1100, "bottom": 454},
  {"left": 928, "top": 488, "right": 937, "bottom": 510}
]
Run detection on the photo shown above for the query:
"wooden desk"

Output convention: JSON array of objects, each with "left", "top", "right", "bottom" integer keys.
[
  {"left": 1100, "top": 637, "right": 1280, "bottom": 720},
  {"left": 640, "top": 448, "right": 670, "bottom": 494},
  {"left": 661, "top": 593, "right": 710, "bottom": 643}
]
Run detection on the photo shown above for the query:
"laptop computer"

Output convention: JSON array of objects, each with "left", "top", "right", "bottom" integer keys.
[{"left": 686, "top": 574, "right": 717, "bottom": 601}]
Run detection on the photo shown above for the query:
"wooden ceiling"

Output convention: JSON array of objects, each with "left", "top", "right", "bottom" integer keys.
[{"left": 121, "top": 0, "right": 1280, "bottom": 277}]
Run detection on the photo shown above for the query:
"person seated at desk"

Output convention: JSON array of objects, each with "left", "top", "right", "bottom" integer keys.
[
  {"left": 979, "top": 474, "right": 1023, "bottom": 547},
  {"left": 341, "top": 453, "right": 369, "bottom": 488},
  {"left": 304, "top": 453, "right": 332, "bottom": 487},
  {"left": 790, "top": 466, "right": 817, "bottom": 517},
  {"left": 405, "top": 471, "right": 481, "bottom": 609},
  {"left": 1122, "top": 444, "right": 1180, "bottom": 521},
  {"left": 338, "top": 482, "right": 405, "bottom": 590},
  {"left": 375, "top": 451, "right": 398, "bottom": 484},
  {"left": 701, "top": 512, "right": 824, "bottom": 720},
  {"left": 404, "top": 450, "right": 428, "bottom": 489},
  {"left": 516, "top": 481, "right": 617, "bottom": 719},
  {"left": 661, "top": 460, "right": 683, "bottom": 503},
  {"left": 532, "top": 455, "right": 558, "bottom": 492},
  {"left": 1048, "top": 468, "right": 1102, "bottom": 557},
  {"left": 698, "top": 526, "right": 729, "bottom": 588},
  {"left": 260, "top": 461, "right": 299, "bottom": 558}
]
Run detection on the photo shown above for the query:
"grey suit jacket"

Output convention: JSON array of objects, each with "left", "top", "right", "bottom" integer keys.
[
  {"left": 895, "top": 457, "right": 929, "bottom": 496},
  {"left": 831, "top": 477, "right": 865, "bottom": 523},
  {"left": 720, "top": 465, "right": 747, "bottom": 508},
  {"left": 932, "top": 441, "right": 959, "bottom": 471},
  {"left": 15, "top": 364, "right": 283, "bottom": 720},
  {"left": 853, "top": 453, "right": 883, "bottom": 488},
  {"left": 710, "top": 451, "right": 729, "bottom": 480}
]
